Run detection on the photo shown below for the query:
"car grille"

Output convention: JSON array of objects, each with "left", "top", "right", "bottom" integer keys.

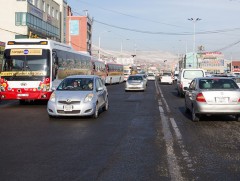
[
  {"left": 58, "top": 101, "right": 81, "bottom": 104},
  {"left": 57, "top": 110, "right": 81, "bottom": 114}
]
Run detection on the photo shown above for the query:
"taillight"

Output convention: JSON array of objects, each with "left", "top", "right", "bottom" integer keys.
[
  {"left": 196, "top": 93, "right": 206, "bottom": 102},
  {"left": 238, "top": 98, "right": 240, "bottom": 102}
]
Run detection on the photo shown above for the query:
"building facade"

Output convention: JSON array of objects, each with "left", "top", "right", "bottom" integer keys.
[
  {"left": 0, "top": 0, "right": 61, "bottom": 42},
  {"left": 66, "top": 10, "right": 93, "bottom": 54},
  {"left": 55, "top": 0, "right": 68, "bottom": 43},
  {"left": 198, "top": 52, "right": 225, "bottom": 73},
  {"left": 230, "top": 60, "right": 240, "bottom": 73}
]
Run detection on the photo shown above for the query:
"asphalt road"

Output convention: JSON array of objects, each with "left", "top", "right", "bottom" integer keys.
[{"left": 0, "top": 80, "right": 240, "bottom": 181}]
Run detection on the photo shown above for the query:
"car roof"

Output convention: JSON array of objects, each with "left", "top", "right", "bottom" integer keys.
[
  {"left": 65, "top": 75, "right": 98, "bottom": 79},
  {"left": 195, "top": 77, "right": 235, "bottom": 80}
]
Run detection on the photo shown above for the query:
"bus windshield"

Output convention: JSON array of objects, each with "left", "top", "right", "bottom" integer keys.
[{"left": 2, "top": 49, "right": 50, "bottom": 79}]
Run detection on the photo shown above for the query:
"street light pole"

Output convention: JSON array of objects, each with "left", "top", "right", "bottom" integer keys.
[
  {"left": 188, "top": 18, "right": 201, "bottom": 68},
  {"left": 98, "top": 30, "right": 110, "bottom": 60},
  {"left": 120, "top": 38, "right": 129, "bottom": 57}
]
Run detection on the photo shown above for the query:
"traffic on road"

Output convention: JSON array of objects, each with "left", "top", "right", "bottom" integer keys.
[{"left": 0, "top": 77, "right": 240, "bottom": 180}]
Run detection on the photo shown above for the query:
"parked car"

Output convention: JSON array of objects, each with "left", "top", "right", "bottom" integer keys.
[
  {"left": 47, "top": 75, "right": 108, "bottom": 118},
  {"left": 177, "top": 68, "right": 205, "bottom": 97},
  {"left": 147, "top": 72, "right": 155, "bottom": 81},
  {"left": 160, "top": 72, "right": 173, "bottom": 84},
  {"left": 185, "top": 77, "right": 240, "bottom": 122},
  {"left": 125, "top": 74, "right": 147, "bottom": 91}
]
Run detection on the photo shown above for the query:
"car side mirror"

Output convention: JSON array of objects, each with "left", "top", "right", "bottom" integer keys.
[{"left": 97, "top": 87, "right": 104, "bottom": 91}]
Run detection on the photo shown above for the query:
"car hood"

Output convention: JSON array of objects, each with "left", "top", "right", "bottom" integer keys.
[{"left": 55, "top": 90, "right": 93, "bottom": 101}]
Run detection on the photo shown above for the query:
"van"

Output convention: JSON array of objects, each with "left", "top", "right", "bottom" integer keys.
[{"left": 177, "top": 68, "right": 205, "bottom": 97}]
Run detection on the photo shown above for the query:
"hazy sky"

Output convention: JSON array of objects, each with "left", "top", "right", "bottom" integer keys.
[{"left": 68, "top": 0, "right": 240, "bottom": 59}]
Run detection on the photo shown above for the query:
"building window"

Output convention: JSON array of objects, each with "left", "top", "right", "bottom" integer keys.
[
  {"left": 52, "top": 7, "right": 54, "bottom": 17},
  {"left": 34, "top": 0, "right": 39, "bottom": 8},
  {"left": 56, "top": 10, "right": 58, "bottom": 20},
  {"left": 42, "top": 0, "right": 45, "bottom": 12},
  {"left": 26, "top": 13, "right": 60, "bottom": 38},
  {"left": 15, "top": 12, "right": 27, "bottom": 26},
  {"left": 47, "top": 4, "right": 50, "bottom": 15}
]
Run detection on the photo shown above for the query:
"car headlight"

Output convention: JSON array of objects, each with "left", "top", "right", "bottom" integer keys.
[
  {"left": 49, "top": 92, "right": 56, "bottom": 102},
  {"left": 84, "top": 93, "right": 94, "bottom": 102}
]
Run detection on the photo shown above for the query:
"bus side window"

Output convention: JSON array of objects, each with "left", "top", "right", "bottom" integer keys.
[{"left": 52, "top": 52, "right": 59, "bottom": 80}]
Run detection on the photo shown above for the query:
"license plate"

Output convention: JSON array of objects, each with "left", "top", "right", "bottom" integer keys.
[
  {"left": 64, "top": 105, "right": 73, "bottom": 111},
  {"left": 17, "top": 94, "right": 29, "bottom": 97},
  {"left": 215, "top": 97, "right": 228, "bottom": 104}
]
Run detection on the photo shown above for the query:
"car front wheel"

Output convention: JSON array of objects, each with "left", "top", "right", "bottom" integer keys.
[
  {"left": 92, "top": 103, "right": 99, "bottom": 119},
  {"left": 102, "top": 97, "right": 109, "bottom": 111}
]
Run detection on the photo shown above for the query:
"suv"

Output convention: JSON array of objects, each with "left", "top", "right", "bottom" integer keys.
[{"left": 177, "top": 68, "right": 205, "bottom": 97}]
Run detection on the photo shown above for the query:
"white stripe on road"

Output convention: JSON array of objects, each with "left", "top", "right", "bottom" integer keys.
[
  {"left": 156, "top": 82, "right": 194, "bottom": 179},
  {"left": 170, "top": 118, "right": 194, "bottom": 171},
  {"left": 159, "top": 105, "right": 183, "bottom": 181}
]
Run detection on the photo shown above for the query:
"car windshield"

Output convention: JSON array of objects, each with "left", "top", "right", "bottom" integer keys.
[
  {"left": 183, "top": 70, "right": 204, "bottom": 80},
  {"left": 199, "top": 78, "right": 239, "bottom": 89},
  {"left": 57, "top": 78, "right": 94, "bottom": 91},
  {"left": 128, "top": 76, "right": 143, "bottom": 80}
]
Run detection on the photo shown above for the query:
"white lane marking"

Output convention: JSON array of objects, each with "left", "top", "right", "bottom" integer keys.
[
  {"left": 170, "top": 118, "right": 194, "bottom": 171},
  {"left": 162, "top": 97, "right": 170, "bottom": 113},
  {"left": 157, "top": 81, "right": 195, "bottom": 174},
  {"left": 159, "top": 105, "right": 183, "bottom": 181},
  {"left": 159, "top": 106, "right": 164, "bottom": 113}
]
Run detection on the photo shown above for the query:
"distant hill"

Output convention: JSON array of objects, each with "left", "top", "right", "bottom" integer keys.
[{"left": 91, "top": 44, "right": 179, "bottom": 67}]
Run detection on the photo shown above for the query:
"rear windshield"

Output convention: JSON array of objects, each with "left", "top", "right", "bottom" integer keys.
[
  {"left": 148, "top": 73, "right": 154, "bottom": 76},
  {"left": 163, "top": 73, "right": 172, "bottom": 76},
  {"left": 128, "top": 76, "right": 143, "bottom": 80},
  {"left": 199, "top": 78, "right": 239, "bottom": 89},
  {"left": 183, "top": 70, "right": 204, "bottom": 79}
]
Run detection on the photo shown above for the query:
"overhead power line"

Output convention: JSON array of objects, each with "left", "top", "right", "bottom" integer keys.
[
  {"left": 76, "top": 1, "right": 184, "bottom": 28},
  {"left": 213, "top": 39, "right": 240, "bottom": 52},
  {"left": 93, "top": 19, "right": 240, "bottom": 36}
]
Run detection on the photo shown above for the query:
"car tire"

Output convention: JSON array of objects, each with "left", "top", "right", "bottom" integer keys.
[
  {"left": 235, "top": 115, "right": 240, "bottom": 122},
  {"left": 102, "top": 97, "right": 109, "bottom": 111},
  {"left": 184, "top": 100, "right": 190, "bottom": 113},
  {"left": 192, "top": 106, "right": 200, "bottom": 122},
  {"left": 92, "top": 103, "right": 99, "bottom": 119},
  {"left": 48, "top": 114, "right": 55, "bottom": 119}
]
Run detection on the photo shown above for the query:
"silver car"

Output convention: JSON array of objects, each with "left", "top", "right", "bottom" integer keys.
[
  {"left": 125, "top": 75, "right": 147, "bottom": 91},
  {"left": 47, "top": 75, "right": 108, "bottom": 118},
  {"left": 185, "top": 77, "right": 240, "bottom": 122}
]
